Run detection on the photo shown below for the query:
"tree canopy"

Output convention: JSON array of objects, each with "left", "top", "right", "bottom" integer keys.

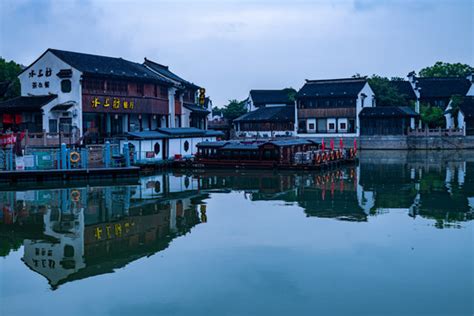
[
  {"left": 0, "top": 57, "right": 22, "bottom": 100},
  {"left": 420, "top": 104, "right": 445, "bottom": 128},
  {"left": 419, "top": 62, "right": 473, "bottom": 78},
  {"left": 368, "top": 75, "right": 411, "bottom": 107},
  {"left": 282, "top": 87, "right": 297, "bottom": 101},
  {"left": 221, "top": 99, "right": 247, "bottom": 121}
]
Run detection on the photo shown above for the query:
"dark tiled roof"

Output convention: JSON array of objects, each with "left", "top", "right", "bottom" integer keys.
[
  {"left": 144, "top": 58, "right": 199, "bottom": 89},
  {"left": 459, "top": 96, "right": 474, "bottom": 118},
  {"left": 157, "top": 127, "right": 207, "bottom": 136},
  {"left": 359, "top": 106, "right": 419, "bottom": 118},
  {"left": 297, "top": 78, "right": 367, "bottom": 98},
  {"left": 183, "top": 103, "right": 210, "bottom": 114},
  {"left": 234, "top": 106, "right": 294, "bottom": 123},
  {"left": 415, "top": 77, "right": 471, "bottom": 98},
  {"left": 51, "top": 102, "right": 74, "bottom": 111},
  {"left": 45, "top": 49, "right": 173, "bottom": 85},
  {"left": 197, "top": 141, "right": 230, "bottom": 148},
  {"left": 265, "top": 139, "right": 310, "bottom": 147},
  {"left": 222, "top": 143, "right": 260, "bottom": 150},
  {"left": 249, "top": 90, "right": 294, "bottom": 106},
  {"left": 204, "top": 130, "right": 224, "bottom": 137},
  {"left": 388, "top": 80, "right": 417, "bottom": 100},
  {"left": 126, "top": 131, "right": 169, "bottom": 139},
  {"left": 0, "top": 95, "right": 57, "bottom": 112}
]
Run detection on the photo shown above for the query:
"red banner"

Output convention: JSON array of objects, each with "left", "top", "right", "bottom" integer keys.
[{"left": 0, "top": 133, "right": 25, "bottom": 146}]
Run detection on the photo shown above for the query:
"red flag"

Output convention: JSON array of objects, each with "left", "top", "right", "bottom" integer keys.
[
  {"left": 330, "top": 139, "right": 334, "bottom": 151},
  {"left": 321, "top": 138, "right": 325, "bottom": 151},
  {"left": 339, "top": 138, "right": 343, "bottom": 149},
  {"left": 353, "top": 138, "right": 357, "bottom": 152}
]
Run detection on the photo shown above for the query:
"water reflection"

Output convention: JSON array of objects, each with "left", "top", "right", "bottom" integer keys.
[{"left": 1, "top": 152, "right": 473, "bottom": 290}]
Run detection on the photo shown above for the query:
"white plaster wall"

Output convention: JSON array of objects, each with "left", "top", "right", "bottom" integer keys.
[
  {"left": 168, "top": 88, "right": 176, "bottom": 128},
  {"left": 467, "top": 83, "right": 474, "bottom": 96},
  {"left": 18, "top": 50, "right": 83, "bottom": 134},
  {"left": 120, "top": 139, "right": 164, "bottom": 161},
  {"left": 356, "top": 82, "right": 375, "bottom": 137},
  {"left": 182, "top": 107, "right": 191, "bottom": 128}
]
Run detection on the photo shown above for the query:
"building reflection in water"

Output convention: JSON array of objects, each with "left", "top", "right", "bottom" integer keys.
[
  {"left": 0, "top": 156, "right": 473, "bottom": 289},
  {"left": 0, "top": 174, "right": 207, "bottom": 289}
]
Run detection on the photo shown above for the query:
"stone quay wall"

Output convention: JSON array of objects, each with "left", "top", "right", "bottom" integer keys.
[{"left": 359, "top": 135, "right": 474, "bottom": 150}]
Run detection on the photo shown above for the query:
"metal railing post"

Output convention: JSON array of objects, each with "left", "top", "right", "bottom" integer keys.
[
  {"left": 105, "top": 141, "right": 111, "bottom": 168},
  {"left": 61, "top": 143, "right": 67, "bottom": 170},
  {"left": 81, "top": 148, "right": 88, "bottom": 169},
  {"left": 123, "top": 143, "right": 130, "bottom": 167}
]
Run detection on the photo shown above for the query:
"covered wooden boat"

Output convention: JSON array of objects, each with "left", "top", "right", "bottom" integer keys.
[{"left": 174, "top": 139, "right": 357, "bottom": 170}]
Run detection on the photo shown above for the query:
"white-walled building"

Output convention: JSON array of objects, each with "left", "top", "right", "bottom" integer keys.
[
  {"left": 0, "top": 49, "right": 212, "bottom": 144},
  {"left": 234, "top": 89, "right": 296, "bottom": 138},
  {"left": 296, "top": 78, "right": 375, "bottom": 137}
]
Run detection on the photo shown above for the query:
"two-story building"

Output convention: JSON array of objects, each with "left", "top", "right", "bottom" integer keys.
[
  {"left": 144, "top": 58, "right": 210, "bottom": 129},
  {"left": 234, "top": 89, "right": 295, "bottom": 138},
  {"left": 296, "top": 78, "right": 375, "bottom": 137},
  {"left": 0, "top": 49, "right": 211, "bottom": 144}
]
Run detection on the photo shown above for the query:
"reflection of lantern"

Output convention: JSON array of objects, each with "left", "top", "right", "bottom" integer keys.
[
  {"left": 138, "top": 114, "right": 142, "bottom": 120},
  {"left": 114, "top": 114, "right": 118, "bottom": 120},
  {"left": 153, "top": 115, "right": 157, "bottom": 120}
]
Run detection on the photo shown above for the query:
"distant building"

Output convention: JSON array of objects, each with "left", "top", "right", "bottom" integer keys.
[
  {"left": 445, "top": 96, "right": 474, "bottom": 135},
  {"left": 296, "top": 78, "right": 375, "bottom": 137},
  {"left": 234, "top": 89, "right": 295, "bottom": 138},
  {"left": 407, "top": 72, "right": 472, "bottom": 112},
  {"left": 359, "top": 106, "right": 419, "bottom": 135},
  {"left": 386, "top": 80, "right": 417, "bottom": 104}
]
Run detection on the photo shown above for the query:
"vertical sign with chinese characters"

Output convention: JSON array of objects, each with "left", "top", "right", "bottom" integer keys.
[{"left": 199, "top": 88, "right": 206, "bottom": 106}]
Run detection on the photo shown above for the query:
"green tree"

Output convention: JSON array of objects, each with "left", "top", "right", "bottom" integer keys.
[
  {"left": 368, "top": 75, "right": 411, "bottom": 107},
  {"left": 0, "top": 57, "right": 23, "bottom": 100},
  {"left": 419, "top": 62, "right": 473, "bottom": 78},
  {"left": 222, "top": 99, "right": 247, "bottom": 121},
  {"left": 420, "top": 103, "right": 445, "bottom": 128},
  {"left": 212, "top": 106, "right": 223, "bottom": 116},
  {"left": 282, "top": 87, "right": 297, "bottom": 102}
]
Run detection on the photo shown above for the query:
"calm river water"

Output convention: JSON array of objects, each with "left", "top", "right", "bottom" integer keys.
[{"left": 1, "top": 151, "right": 473, "bottom": 316}]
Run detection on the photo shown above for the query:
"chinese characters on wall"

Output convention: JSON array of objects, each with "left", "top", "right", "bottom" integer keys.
[
  {"left": 29, "top": 67, "right": 52, "bottom": 89},
  {"left": 91, "top": 96, "right": 135, "bottom": 110}
]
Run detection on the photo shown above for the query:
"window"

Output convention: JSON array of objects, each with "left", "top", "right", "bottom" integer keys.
[
  {"left": 154, "top": 142, "right": 160, "bottom": 154},
  {"left": 308, "top": 123, "right": 315, "bottom": 130},
  {"left": 61, "top": 80, "right": 71, "bottom": 93},
  {"left": 160, "top": 86, "right": 168, "bottom": 97},
  {"left": 329, "top": 123, "right": 335, "bottom": 130},
  {"left": 137, "top": 83, "right": 144, "bottom": 96},
  {"left": 64, "top": 245, "right": 74, "bottom": 257},
  {"left": 59, "top": 118, "right": 72, "bottom": 133},
  {"left": 83, "top": 78, "right": 105, "bottom": 91},
  {"left": 184, "top": 140, "right": 190, "bottom": 152},
  {"left": 340, "top": 123, "right": 347, "bottom": 130},
  {"left": 107, "top": 80, "right": 127, "bottom": 93},
  {"left": 49, "top": 119, "right": 58, "bottom": 133}
]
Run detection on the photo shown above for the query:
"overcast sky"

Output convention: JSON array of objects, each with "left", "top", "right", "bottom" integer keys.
[{"left": 0, "top": 0, "right": 472, "bottom": 106}]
